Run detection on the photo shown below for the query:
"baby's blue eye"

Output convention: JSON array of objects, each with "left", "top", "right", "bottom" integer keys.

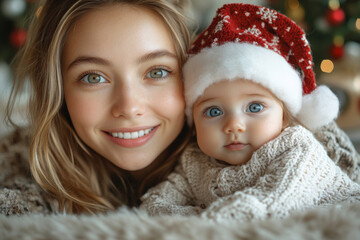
[
  {"left": 82, "top": 73, "right": 107, "bottom": 84},
  {"left": 147, "top": 69, "right": 169, "bottom": 78},
  {"left": 247, "top": 103, "right": 263, "bottom": 113},
  {"left": 205, "top": 107, "right": 223, "bottom": 117}
]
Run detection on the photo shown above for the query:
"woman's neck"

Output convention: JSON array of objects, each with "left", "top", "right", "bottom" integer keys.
[{"left": 127, "top": 158, "right": 160, "bottom": 183}]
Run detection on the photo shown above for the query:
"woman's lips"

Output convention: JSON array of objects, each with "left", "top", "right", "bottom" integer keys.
[
  {"left": 105, "top": 125, "right": 158, "bottom": 148},
  {"left": 110, "top": 127, "right": 154, "bottom": 139},
  {"left": 224, "top": 142, "right": 248, "bottom": 151}
]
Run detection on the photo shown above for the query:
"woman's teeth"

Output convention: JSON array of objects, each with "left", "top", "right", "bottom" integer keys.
[{"left": 110, "top": 127, "right": 154, "bottom": 139}]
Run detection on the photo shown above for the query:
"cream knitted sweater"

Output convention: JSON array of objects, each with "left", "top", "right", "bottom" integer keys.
[{"left": 140, "top": 125, "right": 360, "bottom": 221}]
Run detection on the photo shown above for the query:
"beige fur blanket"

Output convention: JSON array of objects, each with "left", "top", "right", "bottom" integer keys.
[
  {"left": 1, "top": 202, "right": 360, "bottom": 240},
  {"left": 1, "top": 123, "right": 360, "bottom": 239}
]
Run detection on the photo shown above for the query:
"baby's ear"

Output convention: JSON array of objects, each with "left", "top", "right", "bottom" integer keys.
[
  {"left": 282, "top": 118, "right": 289, "bottom": 130},
  {"left": 282, "top": 112, "right": 290, "bottom": 130}
]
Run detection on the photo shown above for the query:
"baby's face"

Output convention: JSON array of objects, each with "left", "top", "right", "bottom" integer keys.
[{"left": 193, "top": 78, "right": 286, "bottom": 165}]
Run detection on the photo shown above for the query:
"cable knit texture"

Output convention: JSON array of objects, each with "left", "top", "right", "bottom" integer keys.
[
  {"left": 313, "top": 121, "right": 360, "bottom": 183},
  {"left": 140, "top": 125, "right": 360, "bottom": 222}
]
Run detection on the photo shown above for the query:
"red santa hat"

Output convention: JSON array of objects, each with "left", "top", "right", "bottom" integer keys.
[{"left": 183, "top": 3, "right": 339, "bottom": 130}]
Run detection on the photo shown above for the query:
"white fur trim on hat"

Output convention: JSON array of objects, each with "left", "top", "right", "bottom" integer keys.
[
  {"left": 296, "top": 86, "right": 339, "bottom": 130},
  {"left": 184, "top": 42, "right": 303, "bottom": 125}
]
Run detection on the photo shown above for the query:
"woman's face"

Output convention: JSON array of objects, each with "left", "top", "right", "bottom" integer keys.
[{"left": 62, "top": 4, "right": 185, "bottom": 171}]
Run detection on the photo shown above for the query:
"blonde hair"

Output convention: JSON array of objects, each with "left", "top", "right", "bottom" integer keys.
[
  {"left": 282, "top": 105, "right": 302, "bottom": 128},
  {"left": 274, "top": 96, "right": 302, "bottom": 129},
  {"left": 6, "top": 0, "right": 192, "bottom": 214}
]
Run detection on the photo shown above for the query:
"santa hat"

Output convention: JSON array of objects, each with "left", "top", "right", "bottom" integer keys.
[{"left": 183, "top": 3, "right": 339, "bottom": 130}]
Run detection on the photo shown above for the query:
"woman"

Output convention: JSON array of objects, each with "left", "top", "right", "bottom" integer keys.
[{"left": 3, "top": 0, "right": 191, "bottom": 214}]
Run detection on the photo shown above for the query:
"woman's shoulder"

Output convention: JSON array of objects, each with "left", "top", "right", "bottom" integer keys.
[
  {"left": 0, "top": 128, "right": 53, "bottom": 216},
  {"left": 0, "top": 127, "right": 31, "bottom": 182},
  {"left": 0, "top": 127, "right": 30, "bottom": 152}
]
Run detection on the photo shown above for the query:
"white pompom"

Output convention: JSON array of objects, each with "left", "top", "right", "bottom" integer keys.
[{"left": 296, "top": 86, "right": 339, "bottom": 130}]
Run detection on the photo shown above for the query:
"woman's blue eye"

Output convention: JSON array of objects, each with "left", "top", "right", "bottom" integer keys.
[
  {"left": 147, "top": 69, "right": 169, "bottom": 78},
  {"left": 247, "top": 103, "right": 263, "bottom": 113},
  {"left": 205, "top": 107, "right": 223, "bottom": 117},
  {"left": 82, "top": 73, "right": 107, "bottom": 84}
]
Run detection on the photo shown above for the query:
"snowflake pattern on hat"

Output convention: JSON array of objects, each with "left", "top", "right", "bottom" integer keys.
[
  {"left": 189, "top": 3, "right": 316, "bottom": 94},
  {"left": 257, "top": 6, "right": 278, "bottom": 24}
]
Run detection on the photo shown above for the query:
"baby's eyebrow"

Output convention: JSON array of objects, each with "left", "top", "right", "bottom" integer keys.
[
  {"left": 246, "top": 93, "right": 268, "bottom": 98},
  {"left": 194, "top": 97, "right": 217, "bottom": 107}
]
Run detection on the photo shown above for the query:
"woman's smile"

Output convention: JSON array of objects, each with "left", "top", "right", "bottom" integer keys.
[
  {"left": 108, "top": 126, "right": 156, "bottom": 139},
  {"left": 105, "top": 126, "right": 158, "bottom": 148}
]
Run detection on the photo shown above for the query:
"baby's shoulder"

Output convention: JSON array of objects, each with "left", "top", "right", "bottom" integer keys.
[
  {"left": 255, "top": 125, "right": 322, "bottom": 162},
  {"left": 277, "top": 125, "right": 320, "bottom": 147},
  {"left": 181, "top": 140, "right": 207, "bottom": 160},
  {"left": 179, "top": 140, "right": 217, "bottom": 171}
]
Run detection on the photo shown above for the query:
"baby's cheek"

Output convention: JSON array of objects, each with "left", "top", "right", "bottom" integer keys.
[
  {"left": 254, "top": 121, "right": 282, "bottom": 148},
  {"left": 197, "top": 125, "right": 219, "bottom": 155}
]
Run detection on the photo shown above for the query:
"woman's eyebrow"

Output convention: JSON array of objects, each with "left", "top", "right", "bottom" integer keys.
[
  {"left": 67, "top": 56, "right": 110, "bottom": 70},
  {"left": 137, "top": 50, "right": 177, "bottom": 64},
  {"left": 66, "top": 51, "right": 176, "bottom": 71}
]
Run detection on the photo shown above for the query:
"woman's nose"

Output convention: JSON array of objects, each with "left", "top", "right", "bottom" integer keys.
[
  {"left": 111, "top": 83, "right": 145, "bottom": 119},
  {"left": 223, "top": 116, "right": 245, "bottom": 134}
]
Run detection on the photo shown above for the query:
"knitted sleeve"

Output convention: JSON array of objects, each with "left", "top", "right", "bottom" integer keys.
[
  {"left": 313, "top": 121, "right": 360, "bottom": 183},
  {"left": 201, "top": 126, "right": 360, "bottom": 222},
  {"left": 140, "top": 159, "right": 202, "bottom": 216}
]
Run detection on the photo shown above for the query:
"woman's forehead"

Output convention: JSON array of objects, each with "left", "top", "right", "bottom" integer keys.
[{"left": 62, "top": 4, "right": 177, "bottom": 70}]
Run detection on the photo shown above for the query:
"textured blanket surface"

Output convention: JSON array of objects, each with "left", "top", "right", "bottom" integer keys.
[
  {"left": 1, "top": 202, "right": 360, "bottom": 240},
  {"left": 1, "top": 123, "right": 360, "bottom": 239}
]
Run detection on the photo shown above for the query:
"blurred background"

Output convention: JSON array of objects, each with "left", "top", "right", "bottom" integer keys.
[{"left": 0, "top": 0, "right": 359, "bottom": 151}]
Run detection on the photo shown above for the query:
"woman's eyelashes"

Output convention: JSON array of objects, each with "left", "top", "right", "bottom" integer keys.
[
  {"left": 78, "top": 67, "right": 173, "bottom": 85},
  {"left": 145, "top": 67, "right": 172, "bottom": 80},
  {"left": 79, "top": 72, "right": 108, "bottom": 84}
]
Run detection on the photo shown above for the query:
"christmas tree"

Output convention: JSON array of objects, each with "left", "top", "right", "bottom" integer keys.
[
  {"left": 268, "top": 0, "right": 360, "bottom": 74},
  {"left": 0, "top": 0, "right": 38, "bottom": 82},
  {"left": 0, "top": 0, "right": 38, "bottom": 137},
  {"left": 269, "top": 0, "right": 360, "bottom": 132}
]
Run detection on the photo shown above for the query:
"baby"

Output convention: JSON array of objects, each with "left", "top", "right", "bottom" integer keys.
[{"left": 140, "top": 3, "right": 360, "bottom": 222}]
